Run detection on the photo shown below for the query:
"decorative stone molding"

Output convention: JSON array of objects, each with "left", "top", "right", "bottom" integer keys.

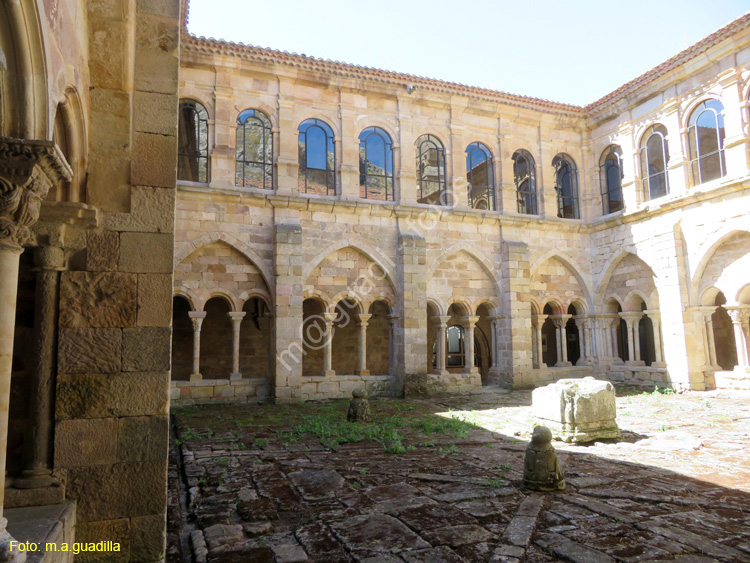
[{"left": 0, "top": 138, "right": 72, "bottom": 247}]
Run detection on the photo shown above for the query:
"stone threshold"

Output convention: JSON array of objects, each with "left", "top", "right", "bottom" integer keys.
[{"left": 6, "top": 502, "right": 76, "bottom": 563}]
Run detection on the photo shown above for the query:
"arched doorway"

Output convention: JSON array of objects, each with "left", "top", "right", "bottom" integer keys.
[
  {"left": 638, "top": 300, "right": 656, "bottom": 366},
  {"left": 201, "top": 297, "right": 233, "bottom": 380},
  {"left": 367, "top": 300, "right": 391, "bottom": 376},
  {"left": 240, "top": 297, "right": 271, "bottom": 378},
  {"left": 475, "top": 303, "right": 493, "bottom": 385},
  {"left": 302, "top": 298, "right": 326, "bottom": 377},
  {"left": 332, "top": 299, "right": 359, "bottom": 375},
  {"left": 171, "top": 296, "right": 193, "bottom": 380},
  {"left": 542, "top": 304, "right": 557, "bottom": 366},
  {"left": 712, "top": 292, "right": 738, "bottom": 370},
  {"left": 566, "top": 304, "right": 580, "bottom": 365}
]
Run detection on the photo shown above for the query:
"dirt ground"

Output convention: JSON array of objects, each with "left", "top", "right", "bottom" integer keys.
[{"left": 167, "top": 387, "right": 750, "bottom": 562}]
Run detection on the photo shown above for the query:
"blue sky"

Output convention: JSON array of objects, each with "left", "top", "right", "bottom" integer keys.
[{"left": 187, "top": 0, "right": 750, "bottom": 106}]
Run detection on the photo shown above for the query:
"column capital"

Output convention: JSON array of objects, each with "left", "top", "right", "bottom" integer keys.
[
  {"left": 550, "top": 314, "right": 571, "bottom": 328},
  {"left": 228, "top": 312, "right": 247, "bottom": 321},
  {"left": 619, "top": 312, "right": 643, "bottom": 324},
  {"left": 487, "top": 315, "right": 505, "bottom": 322},
  {"left": 459, "top": 315, "right": 480, "bottom": 328},
  {"left": 33, "top": 245, "right": 65, "bottom": 271},
  {"left": 432, "top": 315, "right": 451, "bottom": 327},
  {"left": 726, "top": 306, "right": 750, "bottom": 324},
  {"left": 357, "top": 313, "right": 372, "bottom": 325},
  {"left": 531, "top": 314, "right": 547, "bottom": 328},
  {"left": 323, "top": 312, "right": 338, "bottom": 323},
  {"left": 0, "top": 137, "right": 72, "bottom": 247},
  {"left": 188, "top": 310, "right": 207, "bottom": 319}
]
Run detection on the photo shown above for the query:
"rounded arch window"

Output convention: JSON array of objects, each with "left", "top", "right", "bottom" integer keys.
[
  {"left": 599, "top": 145, "right": 623, "bottom": 215},
  {"left": 359, "top": 127, "right": 394, "bottom": 201},
  {"left": 465, "top": 142, "right": 494, "bottom": 210},
  {"left": 513, "top": 149, "right": 537, "bottom": 215},
  {"left": 415, "top": 134, "right": 446, "bottom": 205},
  {"left": 552, "top": 153, "right": 579, "bottom": 219},
  {"left": 298, "top": 118, "right": 336, "bottom": 195},
  {"left": 236, "top": 109, "right": 273, "bottom": 189},
  {"left": 687, "top": 99, "right": 725, "bottom": 185},
  {"left": 178, "top": 99, "right": 209, "bottom": 183},
  {"left": 639, "top": 124, "right": 669, "bottom": 200}
]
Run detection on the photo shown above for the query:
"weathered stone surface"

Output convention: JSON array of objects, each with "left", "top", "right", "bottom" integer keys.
[
  {"left": 122, "top": 326, "right": 171, "bottom": 371},
  {"left": 533, "top": 377, "right": 620, "bottom": 443},
  {"left": 131, "top": 514, "right": 166, "bottom": 562},
  {"left": 535, "top": 533, "right": 616, "bottom": 563},
  {"left": 74, "top": 518, "right": 131, "bottom": 563},
  {"left": 287, "top": 469, "right": 345, "bottom": 501},
  {"left": 347, "top": 388, "right": 371, "bottom": 422},
  {"left": 105, "top": 185, "right": 175, "bottom": 233},
  {"left": 203, "top": 523, "right": 244, "bottom": 552},
  {"left": 119, "top": 232, "right": 174, "bottom": 273},
  {"left": 271, "top": 544, "right": 308, "bottom": 562},
  {"left": 398, "top": 503, "right": 476, "bottom": 532},
  {"left": 424, "top": 525, "right": 495, "bottom": 547},
  {"left": 132, "top": 131, "right": 178, "bottom": 188},
  {"left": 331, "top": 514, "right": 429, "bottom": 553},
  {"left": 137, "top": 273, "right": 172, "bottom": 326},
  {"left": 56, "top": 371, "right": 169, "bottom": 419},
  {"left": 364, "top": 483, "right": 420, "bottom": 503},
  {"left": 402, "top": 547, "right": 466, "bottom": 562},
  {"left": 87, "top": 230, "right": 119, "bottom": 272},
  {"left": 59, "top": 328, "right": 122, "bottom": 374},
  {"left": 523, "top": 427, "right": 566, "bottom": 491},
  {"left": 55, "top": 418, "right": 119, "bottom": 468},
  {"left": 133, "top": 91, "right": 178, "bottom": 135},
  {"left": 60, "top": 271, "right": 137, "bottom": 328},
  {"left": 118, "top": 415, "right": 169, "bottom": 463}
]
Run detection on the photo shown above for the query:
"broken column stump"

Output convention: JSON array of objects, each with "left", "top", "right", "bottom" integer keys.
[
  {"left": 523, "top": 426, "right": 565, "bottom": 491},
  {"left": 532, "top": 377, "right": 620, "bottom": 443},
  {"left": 347, "top": 388, "right": 371, "bottom": 422}
]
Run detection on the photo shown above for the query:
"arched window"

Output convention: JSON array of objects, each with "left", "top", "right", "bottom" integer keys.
[
  {"left": 687, "top": 99, "right": 726, "bottom": 185},
  {"left": 178, "top": 99, "right": 209, "bottom": 183},
  {"left": 465, "top": 142, "right": 494, "bottom": 210},
  {"left": 236, "top": 109, "right": 272, "bottom": 189},
  {"left": 599, "top": 145, "right": 623, "bottom": 215},
  {"left": 298, "top": 118, "right": 336, "bottom": 195},
  {"left": 513, "top": 149, "right": 537, "bottom": 215},
  {"left": 552, "top": 153, "right": 579, "bottom": 219},
  {"left": 359, "top": 127, "right": 394, "bottom": 201},
  {"left": 639, "top": 124, "right": 669, "bottom": 200},
  {"left": 446, "top": 325, "right": 465, "bottom": 367},
  {"left": 415, "top": 134, "right": 446, "bottom": 205}
]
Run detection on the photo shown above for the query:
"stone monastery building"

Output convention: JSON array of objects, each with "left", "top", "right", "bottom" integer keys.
[{"left": 1, "top": 0, "right": 750, "bottom": 559}]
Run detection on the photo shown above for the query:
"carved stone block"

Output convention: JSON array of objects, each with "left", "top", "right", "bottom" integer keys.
[
  {"left": 60, "top": 271, "right": 137, "bottom": 328},
  {"left": 122, "top": 327, "right": 171, "bottom": 371},
  {"left": 59, "top": 328, "right": 122, "bottom": 374}
]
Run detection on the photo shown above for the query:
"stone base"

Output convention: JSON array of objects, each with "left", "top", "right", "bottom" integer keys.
[
  {"left": 171, "top": 377, "right": 272, "bottom": 405},
  {"left": 354, "top": 369, "right": 370, "bottom": 376},
  {"left": 539, "top": 419, "right": 622, "bottom": 443},
  {"left": 5, "top": 502, "right": 76, "bottom": 563},
  {"left": 5, "top": 485, "right": 65, "bottom": 510},
  {"left": 404, "top": 372, "right": 482, "bottom": 397},
  {"left": 229, "top": 372, "right": 242, "bottom": 381},
  {"left": 189, "top": 372, "right": 202, "bottom": 382}
]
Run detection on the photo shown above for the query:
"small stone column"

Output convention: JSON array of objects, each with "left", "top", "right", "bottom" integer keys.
[
  {"left": 433, "top": 316, "right": 450, "bottom": 375},
  {"left": 461, "top": 316, "right": 479, "bottom": 374},
  {"left": 620, "top": 313, "right": 644, "bottom": 365},
  {"left": 188, "top": 311, "right": 207, "bottom": 381},
  {"left": 727, "top": 308, "right": 750, "bottom": 372},
  {"left": 551, "top": 315, "right": 571, "bottom": 367},
  {"left": 228, "top": 312, "right": 246, "bottom": 380},
  {"left": 355, "top": 313, "right": 372, "bottom": 376},
  {"left": 387, "top": 314, "right": 398, "bottom": 375},
  {"left": 645, "top": 310, "right": 665, "bottom": 367},
  {"left": 15, "top": 246, "right": 66, "bottom": 490},
  {"left": 532, "top": 314, "right": 547, "bottom": 368},
  {"left": 609, "top": 315, "right": 622, "bottom": 362},
  {"left": 487, "top": 316, "right": 499, "bottom": 369},
  {"left": 322, "top": 312, "right": 337, "bottom": 377},
  {"left": 0, "top": 137, "right": 71, "bottom": 562}
]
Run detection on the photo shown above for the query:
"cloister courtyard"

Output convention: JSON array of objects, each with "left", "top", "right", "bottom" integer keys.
[{"left": 166, "top": 387, "right": 750, "bottom": 562}]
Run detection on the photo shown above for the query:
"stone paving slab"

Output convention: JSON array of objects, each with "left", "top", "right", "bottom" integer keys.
[{"left": 167, "top": 388, "right": 750, "bottom": 562}]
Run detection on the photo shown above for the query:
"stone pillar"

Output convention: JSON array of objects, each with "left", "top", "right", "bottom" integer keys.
[
  {"left": 532, "top": 315, "right": 546, "bottom": 368},
  {"left": 322, "top": 312, "right": 337, "bottom": 377},
  {"left": 228, "top": 312, "right": 246, "bottom": 380},
  {"left": 728, "top": 308, "right": 750, "bottom": 372},
  {"left": 461, "top": 316, "right": 479, "bottom": 374},
  {"left": 188, "top": 311, "right": 207, "bottom": 381},
  {"left": 574, "top": 316, "right": 591, "bottom": 365},
  {"left": 620, "top": 313, "right": 644, "bottom": 365},
  {"left": 608, "top": 315, "right": 622, "bottom": 362},
  {"left": 15, "top": 246, "right": 65, "bottom": 490},
  {"left": 355, "top": 313, "right": 372, "bottom": 376},
  {"left": 488, "top": 315, "right": 502, "bottom": 370},
  {"left": 433, "top": 316, "right": 450, "bottom": 375},
  {"left": 0, "top": 137, "right": 71, "bottom": 562},
  {"left": 387, "top": 314, "right": 398, "bottom": 375},
  {"left": 551, "top": 315, "right": 571, "bottom": 367},
  {"left": 645, "top": 310, "right": 665, "bottom": 367}
]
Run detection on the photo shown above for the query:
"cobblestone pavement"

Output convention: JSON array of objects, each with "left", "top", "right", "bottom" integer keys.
[{"left": 167, "top": 388, "right": 750, "bottom": 562}]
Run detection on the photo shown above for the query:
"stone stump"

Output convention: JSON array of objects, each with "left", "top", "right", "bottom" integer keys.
[
  {"left": 347, "top": 388, "right": 371, "bottom": 422},
  {"left": 532, "top": 377, "right": 620, "bottom": 443}
]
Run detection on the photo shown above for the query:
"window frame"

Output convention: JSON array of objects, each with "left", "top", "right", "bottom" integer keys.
[
  {"left": 465, "top": 142, "right": 495, "bottom": 210},
  {"left": 177, "top": 99, "right": 210, "bottom": 184},
  {"left": 445, "top": 325, "right": 466, "bottom": 368},
  {"left": 687, "top": 99, "right": 726, "bottom": 186},
  {"left": 359, "top": 126, "right": 394, "bottom": 201},
  {"left": 552, "top": 153, "right": 580, "bottom": 219},
  {"left": 415, "top": 134, "right": 447, "bottom": 205},
  {"left": 639, "top": 124, "right": 670, "bottom": 201},
  {"left": 298, "top": 118, "right": 336, "bottom": 196},
  {"left": 599, "top": 145, "right": 624, "bottom": 215},
  {"left": 513, "top": 149, "right": 538, "bottom": 215},
  {"left": 235, "top": 108, "right": 273, "bottom": 190}
]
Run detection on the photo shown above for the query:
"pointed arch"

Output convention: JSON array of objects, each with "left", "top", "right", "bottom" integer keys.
[
  {"left": 594, "top": 249, "right": 658, "bottom": 307},
  {"left": 175, "top": 232, "right": 274, "bottom": 294},
  {"left": 690, "top": 228, "right": 750, "bottom": 305},
  {"left": 530, "top": 249, "right": 592, "bottom": 306},
  {"left": 428, "top": 243, "right": 503, "bottom": 299}
]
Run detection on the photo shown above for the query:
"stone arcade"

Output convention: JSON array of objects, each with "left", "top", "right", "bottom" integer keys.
[{"left": 2, "top": 0, "right": 750, "bottom": 560}]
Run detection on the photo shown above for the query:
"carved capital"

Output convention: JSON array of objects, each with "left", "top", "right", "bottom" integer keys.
[{"left": 0, "top": 138, "right": 72, "bottom": 247}]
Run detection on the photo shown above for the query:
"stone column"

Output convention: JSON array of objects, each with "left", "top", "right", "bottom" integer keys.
[
  {"left": 387, "top": 314, "right": 398, "bottom": 375},
  {"left": 645, "top": 310, "right": 665, "bottom": 367},
  {"left": 574, "top": 316, "right": 591, "bottom": 365},
  {"left": 620, "top": 313, "right": 644, "bottom": 365},
  {"left": 188, "top": 311, "right": 207, "bottom": 381},
  {"left": 532, "top": 315, "right": 546, "bottom": 368},
  {"left": 488, "top": 316, "right": 499, "bottom": 369},
  {"left": 228, "top": 312, "right": 246, "bottom": 380},
  {"left": 433, "top": 316, "right": 450, "bottom": 375},
  {"left": 552, "top": 315, "right": 572, "bottom": 367},
  {"left": 0, "top": 137, "right": 71, "bottom": 562},
  {"left": 608, "top": 315, "right": 622, "bottom": 362},
  {"left": 727, "top": 308, "right": 750, "bottom": 372},
  {"left": 15, "top": 246, "right": 65, "bottom": 490},
  {"left": 355, "top": 314, "right": 372, "bottom": 376},
  {"left": 322, "top": 312, "right": 337, "bottom": 377},
  {"left": 461, "top": 316, "right": 479, "bottom": 374}
]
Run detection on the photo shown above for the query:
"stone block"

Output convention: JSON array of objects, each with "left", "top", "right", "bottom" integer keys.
[
  {"left": 119, "top": 232, "right": 174, "bottom": 273},
  {"left": 105, "top": 186, "right": 175, "bottom": 233},
  {"left": 532, "top": 377, "right": 620, "bottom": 443},
  {"left": 118, "top": 415, "right": 169, "bottom": 463},
  {"left": 191, "top": 386, "right": 214, "bottom": 399},
  {"left": 60, "top": 271, "right": 137, "bottom": 328},
  {"left": 59, "top": 328, "right": 122, "bottom": 374},
  {"left": 131, "top": 514, "right": 167, "bottom": 562},
  {"left": 55, "top": 418, "right": 119, "bottom": 468},
  {"left": 87, "top": 230, "right": 119, "bottom": 271},
  {"left": 133, "top": 13, "right": 179, "bottom": 95},
  {"left": 133, "top": 91, "right": 178, "bottom": 135},
  {"left": 137, "top": 273, "right": 173, "bottom": 326},
  {"left": 137, "top": 0, "right": 180, "bottom": 18},
  {"left": 123, "top": 327, "right": 172, "bottom": 371},
  {"left": 74, "top": 518, "right": 131, "bottom": 563},
  {"left": 57, "top": 371, "right": 169, "bottom": 419}
]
